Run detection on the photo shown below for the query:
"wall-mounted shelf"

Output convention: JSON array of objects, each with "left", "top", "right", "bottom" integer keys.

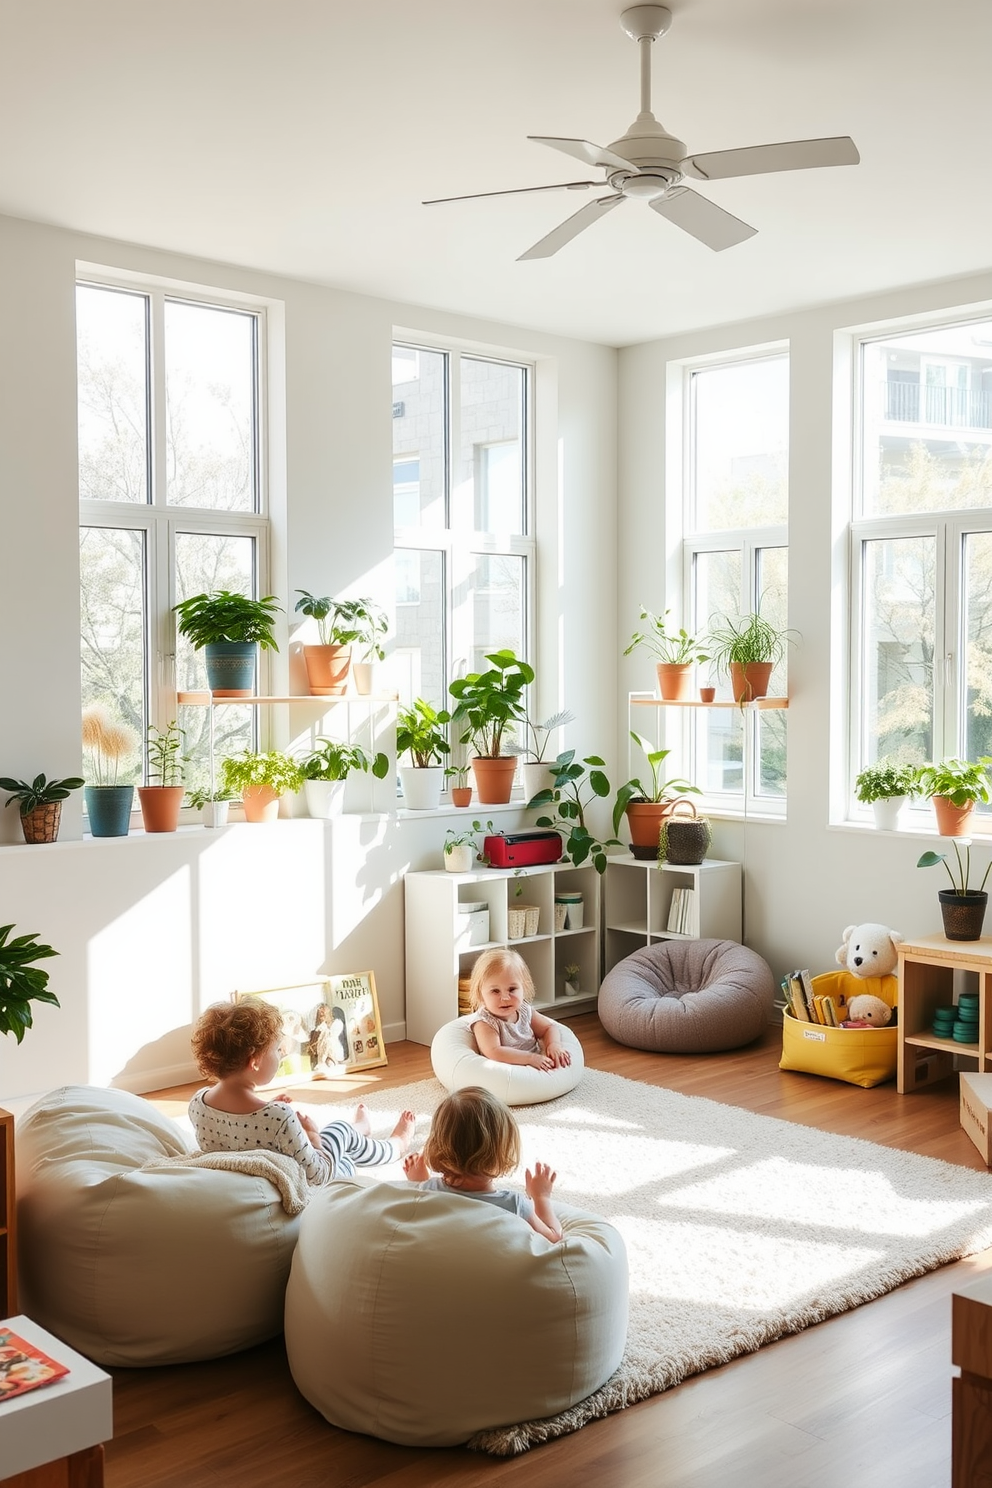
[
  {"left": 177, "top": 691, "right": 399, "bottom": 705},
  {"left": 631, "top": 697, "right": 788, "bottom": 710}
]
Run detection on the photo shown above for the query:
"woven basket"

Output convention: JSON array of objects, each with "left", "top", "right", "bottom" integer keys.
[
  {"left": 508, "top": 904, "right": 540, "bottom": 940},
  {"left": 21, "top": 801, "right": 62, "bottom": 844},
  {"left": 659, "top": 800, "right": 710, "bottom": 866}
]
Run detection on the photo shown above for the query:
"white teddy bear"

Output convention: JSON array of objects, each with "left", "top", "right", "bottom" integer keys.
[{"left": 835, "top": 922, "right": 903, "bottom": 980}]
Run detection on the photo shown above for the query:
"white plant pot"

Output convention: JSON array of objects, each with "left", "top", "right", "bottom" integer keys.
[
  {"left": 202, "top": 800, "right": 230, "bottom": 829},
  {"left": 520, "top": 761, "right": 555, "bottom": 804},
  {"left": 444, "top": 844, "right": 475, "bottom": 873},
  {"left": 304, "top": 779, "right": 346, "bottom": 819},
  {"left": 872, "top": 796, "right": 905, "bottom": 831},
  {"left": 564, "top": 980, "right": 582, "bottom": 998},
  {"left": 352, "top": 661, "right": 374, "bottom": 696},
  {"left": 399, "top": 765, "right": 444, "bottom": 811}
]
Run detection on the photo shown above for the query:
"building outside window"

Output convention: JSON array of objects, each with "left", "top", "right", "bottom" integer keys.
[
  {"left": 683, "top": 354, "right": 789, "bottom": 812},
  {"left": 853, "top": 318, "right": 992, "bottom": 820},
  {"left": 77, "top": 278, "right": 268, "bottom": 796},
  {"left": 391, "top": 341, "right": 532, "bottom": 724}
]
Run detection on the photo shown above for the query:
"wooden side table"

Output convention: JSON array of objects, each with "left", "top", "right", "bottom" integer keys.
[
  {"left": 897, "top": 935, "right": 992, "bottom": 1094},
  {"left": 0, "top": 1317, "right": 112, "bottom": 1486},
  {"left": 952, "top": 1273, "right": 992, "bottom": 1488}
]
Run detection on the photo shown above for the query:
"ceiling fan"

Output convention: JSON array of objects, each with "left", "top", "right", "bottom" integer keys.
[{"left": 423, "top": 4, "right": 859, "bottom": 260}]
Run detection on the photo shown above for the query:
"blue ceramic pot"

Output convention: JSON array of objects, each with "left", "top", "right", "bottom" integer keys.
[
  {"left": 84, "top": 784, "right": 134, "bottom": 838},
  {"left": 204, "top": 642, "right": 257, "bottom": 696}
]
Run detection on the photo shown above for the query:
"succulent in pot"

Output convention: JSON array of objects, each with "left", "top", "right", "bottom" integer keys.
[
  {"left": 173, "top": 590, "right": 281, "bottom": 698},
  {"left": 625, "top": 607, "right": 709, "bottom": 701},
  {"left": 220, "top": 749, "right": 304, "bottom": 823},
  {"left": 0, "top": 772, "right": 84, "bottom": 844}
]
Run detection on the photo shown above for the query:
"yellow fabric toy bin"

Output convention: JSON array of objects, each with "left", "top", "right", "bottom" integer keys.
[{"left": 779, "top": 970, "right": 898, "bottom": 1089}]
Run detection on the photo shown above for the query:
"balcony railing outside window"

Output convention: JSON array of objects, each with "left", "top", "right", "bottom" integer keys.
[{"left": 883, "top": 380, "right": 992, "bottom": 429}]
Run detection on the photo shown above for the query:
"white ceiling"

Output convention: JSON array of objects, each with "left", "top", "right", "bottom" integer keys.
[{"left": 2, "top": 0, "right": 990, "bottom": 347}]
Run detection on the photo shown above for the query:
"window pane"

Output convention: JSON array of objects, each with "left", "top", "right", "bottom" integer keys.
[
  {"left": 454, "top": 359, "right": 526, "bottom": 534},
  {"left": 77, "top": 285, "right": 148, "bottom": 504},
  {"left": 691, "top": 358, "right": 788, "bottom": 531},
  {"left": 463, "top": 554, "right": 525, "bottom": 676},
  {"left": 692, "top": 550, "right": 742, "bottom": 793},
  {"left": 862, "top": 535, "right": 935, "bottom": 765},
  {"left": 80, "top": 525, "right": 146, "bottom": 782},
  {"left": 165, "top": 300, "right": 257, "bottom": 511},
  {"left": 861, "top": 324, "right": 992, "bottom": 517},
  {"left": 754, "top": 547, "right": 789, "bottom": 797},
  {"left": 965, "top": 532, "right": 992, "bottom": 765},
  {"left": 175, "top": 532, "right": 256, "bottom": 781},
  {"left": 393, "top": 549, "right": 445, "bottom": 708},
  {"left": 392, "top": 346, "right": 446, "bottom": 528}
]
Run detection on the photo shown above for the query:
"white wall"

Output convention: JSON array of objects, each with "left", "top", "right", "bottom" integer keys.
[
  {"left": 0, "top": 212, "right": 617, "bottom": 1102},
  {"left": 618, "top": 267, "right": 992, "bottom": 982}
]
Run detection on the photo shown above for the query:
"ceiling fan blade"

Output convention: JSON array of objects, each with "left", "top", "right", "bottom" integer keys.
[
  {"left": 423, "top": 180, "right": 598, "bottom": 205},
  {"left": 528, "top": 136, "right": 633, "bottom": 173},
  {"left": 683, "top": 135, "right": 860, "bottom": 181},
  {"left": 517, "top": 194, "right": 625, "bottom": 261},
  {"left": 651, "top": 188, "right": 757, "bottom": 252}
]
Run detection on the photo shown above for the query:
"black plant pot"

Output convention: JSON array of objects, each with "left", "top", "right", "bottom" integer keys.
[{"left": 938, "top": 889, "right": 988, "bottom": 942}]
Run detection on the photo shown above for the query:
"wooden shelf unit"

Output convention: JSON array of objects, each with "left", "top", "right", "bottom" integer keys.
[
  {"left": 630, "top": 696, "right": 789, "bottom": 711},
  {"left": 897, "top": 935, "right": 992, "bottom": 1094},
  {"left": 404, "top": 862, "right": 601, "bottom": 1045},
  {"left": 603, "top": 854, "right": 742, "bottom": 974},
  {"left": 0, "top": 1107, "right": 15, "bottom": 1317}
]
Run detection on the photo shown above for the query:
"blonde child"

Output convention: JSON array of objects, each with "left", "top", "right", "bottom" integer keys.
[
  {"left": 402, "top": 1085, "right": 562, "bottom": 1242},
  {"left": 468, "top": 947, "right": 572, "bottom": 1070},
  {"left": 189, "top": 998, "right": 415, "bottom": 1185}
]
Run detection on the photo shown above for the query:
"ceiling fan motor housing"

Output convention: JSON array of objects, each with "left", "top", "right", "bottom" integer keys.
[{"left": 607, "top": 122, "right": 686, "bottom": 198}]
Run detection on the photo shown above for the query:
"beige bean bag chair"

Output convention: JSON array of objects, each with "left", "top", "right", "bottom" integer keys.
[
  {"left": 284, "top": 1177, "right": 628, "bottom": 1447},
  {"left": 430, "top": 1012, "right": 584, "bottom": 1104},
  {"left": 598, "top": 939, "right": 775, "bottom": 1054},
  {"left": 16, "top": 1085, "right": 303, "bottom": 1366}
]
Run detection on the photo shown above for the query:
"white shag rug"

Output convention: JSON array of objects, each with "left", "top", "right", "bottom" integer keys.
[{"left": 300, "top": 1069, "right": 992, "bottom": 1456}]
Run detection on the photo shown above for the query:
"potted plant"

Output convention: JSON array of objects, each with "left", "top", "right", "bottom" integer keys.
[
  {"left": 562, "top": 963, "right": 582, "bottom": 997},
  {"left": 512, "top": 708, "right": 575, "bottom": 802},
  {"left": 854, "top": 759, "right": 920, "bottom": 831},
  {"left": 173, "top": 590, "right": 281, "bottom": 697},
  {"left": 297, "top": 739, "right": 389, "bottom": 819},
  {"left": 397, "top": 698, "right": 451, "bottom": 810},
  {"left": 531, "top": 749, "right": 621, "bottom": 872},
  {"left": 137, "top": 721, "right": 187, "bottom": 833},
  {"left": 185, "top": 785, "right": 236, "bottom": 829},
  {"left": 82, "top": 705, "right": 139, "bottom": 837},
  {"left": 449, "top": 649, "right": 534, "bottom": 803},
  {"left": 612, "top": 732, "right": 701, "bottom": 859},
  {"left": 0, "top": 922, "right": 59, "bottom": 1042},
  {"left": 624, "top": 607, "right": 710, "bottom": 701},
  {"left": 444, "top": 762, "right": 473, "bottom": 807},
  {"left": 707, "top": 609, "right": 795, "bottom": 704},
  {"left": 0, "top": 772, "right": 84, "bottom": 844},
  {"left": 219, "top": 750, "right": 304, "bottom": 823},
  {"left": 443, "top": 826, "right": 480, "bottom": 874},
  {"left": 916, "top": 757, "right": 992, "bottom": 837},
  {"left": 918, "top": 838, "right": 992, "bottom": 941},
  {"left": 294, "top": 591, "right": 386, "bottom": 697},
  {"left": 347, "top": 597, "right": 389, "bottom": 695}
]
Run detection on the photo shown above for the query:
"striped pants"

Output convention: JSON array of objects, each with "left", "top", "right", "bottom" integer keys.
[{"left": 319, "top": 1120, "right": 398, "bottom": 1178}]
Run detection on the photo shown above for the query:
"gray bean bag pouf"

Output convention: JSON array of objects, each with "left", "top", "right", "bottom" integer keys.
[{"left": 598, "top": 939, "right": 775, "bottom": 1053}]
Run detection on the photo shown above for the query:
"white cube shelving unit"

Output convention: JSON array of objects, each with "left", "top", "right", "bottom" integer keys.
[
  {"left": 404, "top": 862, "right": 601, "bottom": 1045},
  {"left": 603, "top": 853, "right": 742, "bottom": 975}
]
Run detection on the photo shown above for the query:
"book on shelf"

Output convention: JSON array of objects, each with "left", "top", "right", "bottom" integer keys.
[
  {"left": 666, "top": 888, "right": 684, "bottom": 933},
  {"left": 0, "top": 1327, "right": 70, "bottom": 1402}
]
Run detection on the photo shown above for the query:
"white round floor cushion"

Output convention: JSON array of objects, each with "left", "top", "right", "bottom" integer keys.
[
  {"left": 284, "top": 1178, "right": 628, "bottom": 1447},
  {"left": 16, "top": 1085, "right": 301, "bottom": 1366},
  {"left": 430, "top": 1013, "right": 584, "bottom": 1104}
]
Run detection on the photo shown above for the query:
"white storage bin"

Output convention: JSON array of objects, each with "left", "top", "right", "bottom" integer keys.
[{"left": 456, "top": 901, "right": 490, "bottom": 951}]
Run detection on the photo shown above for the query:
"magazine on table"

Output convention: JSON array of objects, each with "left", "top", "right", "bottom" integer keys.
[{"left": 0, "top": 1327, "right": 69, "bottom": 1402}]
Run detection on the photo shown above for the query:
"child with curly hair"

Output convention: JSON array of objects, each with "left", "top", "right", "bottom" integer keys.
[
  {"left": 189, "top": 998, "right": 415, "bottom": 1184},
  {"left": 468, "top": 947, "right": 572, "bottom": 1070},
  {"left": 402, "top": 1085, "right": 562, "bottom": 1242}
]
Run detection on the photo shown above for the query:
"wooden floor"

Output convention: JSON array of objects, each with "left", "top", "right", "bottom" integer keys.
[{"left": 107, "top": 1017, "right": 992, "bottom": 1488}]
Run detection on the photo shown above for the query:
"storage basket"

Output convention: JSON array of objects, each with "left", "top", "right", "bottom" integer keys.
[
  {"left": 779, "top": 970, "right": 898, "bottom": 1088},
  {"left": 659, "top": 801, "right": 711, "bottom": 866},
  {"left": 508, "top": 903, "right": 540, "bottom": 940}
]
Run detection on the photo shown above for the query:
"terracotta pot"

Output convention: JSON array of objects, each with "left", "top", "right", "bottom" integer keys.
[
  {"left": 932, "top": 796, "right": 975, "bottom": 837},
  {"left": 302, "top": 644, "right": 352, "bottom": 697},
  {"left": 242, "top": 784, "right": 281, "bottom": 823},
  {"left": 451, "top": 786, "right": 473, "bottom": 807},
  {"left": 655, "top": 663, "right": 693, "bottom": 701},
  {"left": 20, "top": 802, "right": 62, "bottom": 844},
  {"left": 698, "top": 686, "right": 716, "bottom": 703},
  {"left": 470, "top": 756, "right": 518, "bottom": 805},
  {"left": 137, "top": 785, "right": 185, "bottom": 833},
  {"left": 624, "top": 797, "right": 696, "bottom": 860},
  {"left": 729, "top": 661, "right": 773, "bottom": 703}
]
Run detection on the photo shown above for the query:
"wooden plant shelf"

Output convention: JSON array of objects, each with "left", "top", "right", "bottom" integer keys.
[
  {"left": 177, "top": 691, "right": 398, "bottom": 706},
  {"left": 631, "top": 697, "right": 789, "bottom": 710}
]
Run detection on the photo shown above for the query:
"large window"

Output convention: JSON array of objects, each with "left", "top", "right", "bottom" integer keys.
[
  {"left": 853, "top": 319, "right": 992, "bottom": 819},
  {"left": 684, "top": 354, "right": 789, "bottom": 811},
  {"left": 77, "top": 279, "right": 268, "bottom": 794},
  {"left": 391, "top": 341, "right": 532, "bottom": 715}
]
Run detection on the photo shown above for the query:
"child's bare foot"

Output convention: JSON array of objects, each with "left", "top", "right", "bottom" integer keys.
[
  {"left": 353, "top": 1102, "right": 371, "bottom": 1136},
  {"left": 390, "top": 1109, "right": 417, "bottom": 1156}
]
